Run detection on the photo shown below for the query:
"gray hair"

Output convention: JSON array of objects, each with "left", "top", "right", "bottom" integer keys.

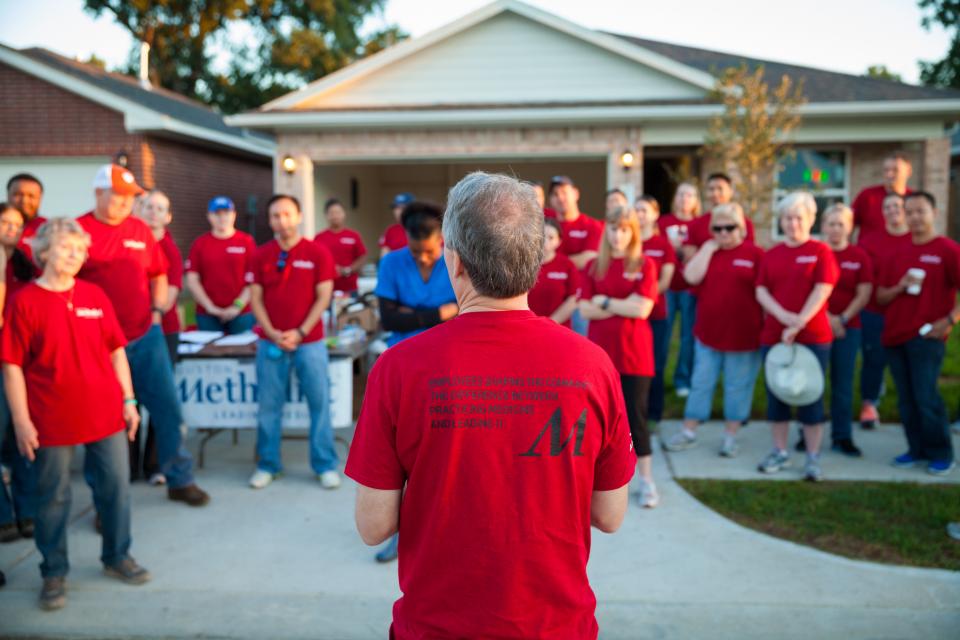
[
  {"left": 776, "top": 191, "right": 817, "bottom": 223},
  {"left": 29, "top": 218, "right": 91, "bottom": 268},
  {"left": 443, "top": 172, "right": 544, "bottom": 299}
]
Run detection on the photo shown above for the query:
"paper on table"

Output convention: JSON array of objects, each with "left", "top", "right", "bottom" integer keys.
[
  {"left": 179, "top": 331, "right": 224, "bottom": 344},
  {"left": 177, "top": 343, "right": 205, "bottom": 355},
  {"left": 213, "top": 332, "right": 258, "bottom": 346}
]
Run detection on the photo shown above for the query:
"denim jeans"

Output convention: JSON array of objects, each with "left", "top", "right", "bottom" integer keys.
[
  {"left": 886, "top": 338, "right": 954, "bottom": 463},
  {"left": 196, "top": 312, "right": 256, "bottom": 335},
  {"left": 648, "top": 318, "right": 670, "bottom": 422},
  {"left": 570, "top": 308, "right": 588, "bottom": 337},
  {"left": 0, "top": 372, "right": 36, "bottom": 525},
  {"left": 35, "top": 430, "right": 132, "bottom": 578},
  {"left": 666, "top": 290, "right": 697, "bottom": 390},
  {"left": 860, "top": 310, "right": 887, "bottom": 404},
  {"left": 684, "top": 340, "right": 762, "bottom": 422},
  {"left": 829, "top": 328, "right": 861, "bottom": 441},
  {"left": 255, "top": 339, "right": 338, "bottom": 475}
]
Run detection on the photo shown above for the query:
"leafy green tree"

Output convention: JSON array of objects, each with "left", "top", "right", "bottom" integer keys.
[
  {"left": 83, "top": 0, "right": 407, "bottom": 113},
  {"left": 864, "top": 65, "right": 903, "bottom": 82},
  {"left": 918, "top": 0, "right": 960, "bottom": 89}
]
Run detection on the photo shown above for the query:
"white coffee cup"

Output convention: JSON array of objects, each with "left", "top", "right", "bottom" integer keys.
[
  {"left": 907, "top": 267, "right": 926, "bottom": 295},
  {"left": 666, "top": 225, "right": 681, "bottom": 243}
]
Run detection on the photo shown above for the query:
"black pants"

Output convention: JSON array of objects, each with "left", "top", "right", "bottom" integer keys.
[
  {"left": 620, "top": 374, "right": 652, "bottom": 457},
  {"left": 129, "top": 332, "right": 179, "bottom": 479}
]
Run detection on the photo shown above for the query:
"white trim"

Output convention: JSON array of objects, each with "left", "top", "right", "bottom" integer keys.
[
  {"left": 770, "top": 146, "right": 852, "bottom": 240},
  {"left": 260, "top": 0, "right": 714, "bottom": 111},
  {"left": 0, "top": 46, "right": 274, "bottom": 158}
]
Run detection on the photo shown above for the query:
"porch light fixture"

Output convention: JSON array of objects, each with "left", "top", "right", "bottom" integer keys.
[
  {"left": 281, "top": 155, "right": 297, "bottom": 174},
  {"left": 619, "top": 150, "right": 635, "bottom": 171}
]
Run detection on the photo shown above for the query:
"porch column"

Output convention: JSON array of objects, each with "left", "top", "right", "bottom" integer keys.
[
  {"left": 607, "top": 129, "right": 643, "bottom": 203},
  {"left": 274, "top": 153, "right": 316, "bottom": 238},
  {"left": 922, "top": 136, "right": 950, "bottom": 236}
]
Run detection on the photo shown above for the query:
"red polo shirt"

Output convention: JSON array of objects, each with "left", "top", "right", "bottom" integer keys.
[
  {"left": 315, "top": 227, "right": 367, "bottom": 293},
  {"left": 693, "top": 242, "right": 765, "bottom": 351},
  {"left": 545, "top": 210, "right": 603, "bottom": 257},
  {"left": 185, "top": 231, "right": 256, "bottom": 316}
]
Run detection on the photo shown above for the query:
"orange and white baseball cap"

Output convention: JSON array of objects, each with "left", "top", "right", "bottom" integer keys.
[{"left": 92, "top": 164, "right": 145, "bottom": 196}]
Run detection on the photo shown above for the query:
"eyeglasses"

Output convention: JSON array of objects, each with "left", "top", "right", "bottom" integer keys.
[
  {"left": 711, "top": 224, "right": 738, "bottom": 233},
  {"left": 276, "top": 250, "right": 289, "bottom": 272}
]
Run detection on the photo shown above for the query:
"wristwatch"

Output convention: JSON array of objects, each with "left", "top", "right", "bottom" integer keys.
[{"left": 601, "top": 297, "right": 611, "bottom": 311}]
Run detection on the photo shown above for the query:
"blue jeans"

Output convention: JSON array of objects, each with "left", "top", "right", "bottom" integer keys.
[
  {"left": 0, "top": 371, "right": 36, "bottom": 526},
  {"left": 255, "top": 340, "right": 338, "bottom": 475},
  {"left": 860, "top": 310, "right": 887, "bottom": 404},
  {"left": 829, "top": 328, "right": 861, "bottom": 441},
  {"left": 886, "top": 338, "right": 954, "bottom": 463},
  {"left": 684, "top": 340, "right": 762, "bottom": 422},
  {"left": 35, "top": 430, "right": 131, "bottom": 578},
  {"left": 666, "top": 290, "right": 696, "bottom": 390},
  {"left": 570, "top": 308, "right": 588, "bottom": 337},
  {"left": 648, "top": 318, "right": 670, "bottom": 421},
  {"left": 762, "top": 343, "right": 831, "bottom": 425},
  {"left": 196, "top": 312, "right": 256, "bottom": 335}
]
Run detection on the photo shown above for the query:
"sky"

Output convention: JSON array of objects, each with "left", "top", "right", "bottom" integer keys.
[{"left": 0, "top": 0, "right": 952, "bottom": 85}]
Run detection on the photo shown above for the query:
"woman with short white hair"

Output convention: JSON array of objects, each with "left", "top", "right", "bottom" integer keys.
[
  {"left": 755, "top": 192, "right": 839, "bottom": 481},
  {"left": 2, "top": 219, "right": 148, "bottom": 610}
]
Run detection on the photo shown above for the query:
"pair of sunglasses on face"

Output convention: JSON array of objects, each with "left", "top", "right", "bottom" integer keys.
[{"left": 711, "top": 224, "right": 738, "bottom": 233}]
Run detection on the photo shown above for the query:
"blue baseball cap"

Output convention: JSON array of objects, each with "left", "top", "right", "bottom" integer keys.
[
  {"left": 208, "top": 196, "right": 235, "bottom": 212},
  {"left": 392, "top": 192, "right": 414, "bottom": 208}
]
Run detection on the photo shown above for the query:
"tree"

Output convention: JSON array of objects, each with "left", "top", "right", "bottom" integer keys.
[
  {"left": 700, "top": 64, "right": 805, "bottom": 229},
  {"left": 864, "top": 64, "right": 903, "bottom": 82},
  {"left": 83, "top": 0, "right": 407, "bottom": 113},
  {"left": 918, "top": 0, "right": 960, "bottom": 89}
]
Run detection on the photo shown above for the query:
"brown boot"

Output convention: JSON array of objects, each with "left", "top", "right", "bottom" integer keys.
[{"left": 167, "top": 484, "right": 210, "bottom": 507}]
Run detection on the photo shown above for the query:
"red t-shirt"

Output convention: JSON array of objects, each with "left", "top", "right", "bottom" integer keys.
[
  {"left": 581, "top": 256, "right": 658, "bottom": 376},
  {"left": 251, "top": 238, "right": 335, "bottom": 344},
  {"left": 185, "top": 231, "right": 256, "bottom": 316},
  {"left": 77, "top": 212, "right": 168, "bottom": 341},
  {"left": 528, "top": 253, "right": 580, "bottom": 325},
  {"left": 693, "top": 242, "right": 765, "bottom": 351},
  {"left": 545, "top": 210, "right": 603, "bottom": 257},
  {"left": 344, "top": 310, "right": 635, "bottom": 640},
  {"left": 17, "top": 215, "right": 48, "bottom": 264},
  {"left": 880, "top": 236, "right": 960, "bottom": 346},
  {"left": 314, "top": 228, "right": 367, "bottom": 293},
  {"left": 757, "top": 240, "right": 839, "bottom": 346},
  {"left": 858, "top": 228, "right": 912, "bottom": 313},
  {"left": 640, "top": 233, "right": 676, "bottom": 321},
  {"left": 1, "top": 281, "right": 126, "bottom": 447},
  {"left": 379, "top": 223, "right": 408, "bottom": 251},
  {"left": 657, "top": 214, "right": 695, "bottom": 290},
  {"left": 827, "top": 245, "right": 873, "bottom": 330},
  {"left": 852, "top": 184, "right": 911, "bottom": 243},
  {"left": 158, "top": 231, "right": 183, "bottom": 335},
  {"left": 684, "top": 211, "right": 756, "bottom": 248}
]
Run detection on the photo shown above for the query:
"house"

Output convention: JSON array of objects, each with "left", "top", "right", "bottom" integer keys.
[
  {"left": 0, "top": 44, "right": 276, "bottom": 252},
  {"left": 227, "top": 0, "right": 960, "bottom": 247}
]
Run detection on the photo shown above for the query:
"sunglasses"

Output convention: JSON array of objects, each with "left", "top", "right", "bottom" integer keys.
[
  {"left": 711, "top": 224, "right": 738, "bottom": 233},
  {"left": 276, "top": 250, "right": 289, "bottom": 272}
]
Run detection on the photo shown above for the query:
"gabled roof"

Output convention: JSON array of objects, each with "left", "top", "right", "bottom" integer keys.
[
  {"left": 612, "top": 33, "right": 960, "bottom": 103},
  {"left": 0, "top": 44, "right": 274, "bottom": 157}
]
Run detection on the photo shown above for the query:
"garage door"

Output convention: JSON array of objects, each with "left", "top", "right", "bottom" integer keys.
[{"left": 0, "top": 156, "right": 110, "bottom": 219}]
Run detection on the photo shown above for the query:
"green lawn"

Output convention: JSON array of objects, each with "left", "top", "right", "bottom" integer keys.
[{"left": 680, "top": 479, "right": 960, "bottom": 570}]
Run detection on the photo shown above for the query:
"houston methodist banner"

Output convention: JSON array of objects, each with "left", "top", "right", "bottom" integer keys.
[{"left": 174, "top": 357, "right": 353, "bottom": 429}]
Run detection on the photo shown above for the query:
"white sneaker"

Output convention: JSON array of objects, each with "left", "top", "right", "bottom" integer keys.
[
  {"left": 249, "top": 469, "right": 274, "bottom": 489},
  {"left": 676, "top": 387, "right": 690, "bottom": 398},
  {"left": 719, "top": 435, "right": 739, "bottom": 458},
  {"left": 148, "top": 473, "right": 166, "bottom": 486},
  {"left": 639, "top": 481, "right": 660, "bottom": 509},
  {"left": 319, "top": 470, "right": 341, "bottom": 489},
  {"left": 663, "top": 430, "right": 697, "bottom": 452}
]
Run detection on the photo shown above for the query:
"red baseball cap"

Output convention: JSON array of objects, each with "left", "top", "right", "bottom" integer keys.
[{"left": 92, "top": 164, "right": 145, "bottom": 196}]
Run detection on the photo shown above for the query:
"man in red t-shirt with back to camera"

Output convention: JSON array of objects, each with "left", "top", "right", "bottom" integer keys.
[{"left": 346, "top": 172, "right": 634, "bottom": 640}]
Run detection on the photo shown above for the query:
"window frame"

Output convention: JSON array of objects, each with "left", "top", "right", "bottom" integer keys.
[{"left": 772, "top": 146, "right": 852, "bottom": 240}]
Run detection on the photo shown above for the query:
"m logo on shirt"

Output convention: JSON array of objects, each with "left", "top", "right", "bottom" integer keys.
[
  {"left": 75, "top": 307, "right": 104, "bottom": 319},
  {"left": 795, "top": 256, "right": 817, "bottom": 264},
  {"left": 123, "top": 240, "right": 146, "bottom": 250},
  {"left": 226, "top": 246, "right": 247, "bottom": 255},
  {"left": 519, "top": 407, "right": 587, "bottom": 457},
  {"left": 292, "top": 260, "right": 315, "bottom": 269},
  {"left": 547, "top": 272, "right": 569, "bottom": 280}
]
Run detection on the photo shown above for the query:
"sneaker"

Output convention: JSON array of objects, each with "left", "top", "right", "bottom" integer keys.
[
  {"left": 675, "top": 387, "right": 690, "bottom": 398},
  {"left": 794, "top": 437, "right": 806, "bottom": 453},
  {"left": 804, "top": 457, "right": 823, "bottom": 482},
  {"left": 639, "top": 480, "right": 659, "bottom": 509},
  {"left": 892, "top": 452, "right": 921, "bottom": 468},
  {"left": 39, "top": 576, "right": 66, "bottom": 611},
  {"left": 319, "top": 470, "right": 342, "bottom": 489},
  {"left": 249, "top": 469, "right": 274, "bottom": 490},
  {"left": 758, "top": 450, "right": 791, "bottom": 474},
  {"left": 663, "top": 430, "right": 697, "bottom": 452},
  {"left": 948, "top": 522, "right": 960, "bottom": 541},
  {"left": 148, "top": 473, "right": 166, "bottom": 486},
  {"left": 719, "top": 435, "right": 739, "bottom": 458},
  {"left": 0, "top": 522, "right": 19, "bottom": 544},
  {"left": 927, "top": 460, "right": 956, "bottom": 476},
  {"left": 831, "top": 438, "right": 862, "bottom": 457},
  {"left": 17, "top": 518, "right": 34, "bottom": 538},
  {"left": 375, "top": 534, "right": 399, "bottom": 563},
  {"left": 859, "top": 404, "right": 879, "bottom": 430},
  {"left": 167, "top": 483, "right": 210, "bottom": 506},
  {"left": 103, "top": 557, "right": 151, "bottom": 585}
]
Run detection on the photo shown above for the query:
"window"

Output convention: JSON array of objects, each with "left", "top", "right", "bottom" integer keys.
[{"left": 773, "top": 149, "right": 849, "bottom": 238}]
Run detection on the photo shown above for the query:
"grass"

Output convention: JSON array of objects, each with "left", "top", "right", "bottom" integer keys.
[
  {"left": 680, "top": 479, "right": 960, "bottom": 570},
  {"left": 658, "top": 320, "right": 960, "bottom": 422}
]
